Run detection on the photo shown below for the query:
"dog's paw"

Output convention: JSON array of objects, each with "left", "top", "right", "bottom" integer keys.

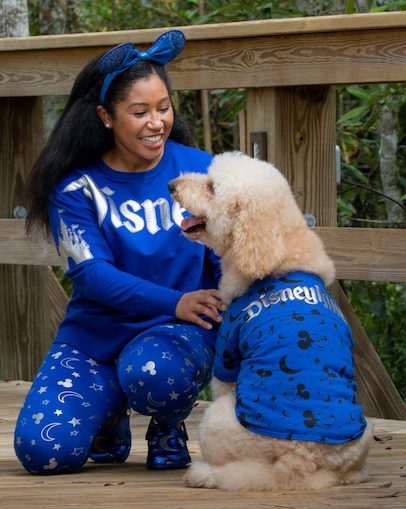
[{"left": 183, "top": 461, "right": 216, "bottom": 489}]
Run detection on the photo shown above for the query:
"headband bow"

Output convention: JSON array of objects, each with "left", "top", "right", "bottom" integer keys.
[{"left": 98, "top": 29, "right": 186, "bottom": 104}]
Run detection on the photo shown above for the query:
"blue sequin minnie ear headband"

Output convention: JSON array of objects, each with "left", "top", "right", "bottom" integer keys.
[{"left": 98, "top": 29, "right": 186, "bottom": 105}]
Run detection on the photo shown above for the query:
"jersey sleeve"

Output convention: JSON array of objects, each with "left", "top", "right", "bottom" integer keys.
[
  {"left": 213, "top": 309, "right": 242, "bottom": 383},
  {"left": 49, "top": 183, "right": 183, "bottom": 318}
]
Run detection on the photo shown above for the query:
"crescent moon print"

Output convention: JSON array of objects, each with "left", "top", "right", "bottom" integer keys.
[
  {"left": 279, "top": 355, "right": 302, "bottom": 375},
  {"left": 60, "top": 357, "right": 80, "bottom": 369},
  {"left": 40, "top": 422, "right": 62, "bottom": 442},
  {"left": 57, "top": 390, "right": 84, "bottom": 403},
  {"left": 147, "top": 391, "right": 167, "bottom": 407}
]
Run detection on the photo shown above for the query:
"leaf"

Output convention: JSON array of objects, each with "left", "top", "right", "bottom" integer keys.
[
  {"left": 343, "top": 164, "right": 370, "bottom": 185},
  {"left": 346, "top": 85, "right": 372, "bottom": 101},
  {"left": 337, "top": 197, "right": 357, "bottom": 215},
  {"left": 338, "top": 105, "right": 370, "bottom": 124}
]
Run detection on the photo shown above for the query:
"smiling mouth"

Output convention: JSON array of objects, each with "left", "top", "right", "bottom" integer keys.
[
  {"left": 181, "top": 215, "right": 206, "bottom": 234},
  {"left": 141, "top": 134, "right": 163, "bottom": 143}
]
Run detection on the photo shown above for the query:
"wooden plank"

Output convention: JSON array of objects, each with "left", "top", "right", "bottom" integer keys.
[
  {"left": 316, "top": 227, "right": 406, "bottom": 282},
  {"left": 48, "top": 269, "right": 68, "bottom": 338},
  {"left": 0, "top": 26, "right": 405, "bottom": 97},
  {"left": 0, "top": 98, "right": 50, "bottom": 381},
  {"left": 1, "top": 382, "right": 406, "bottom": 508},
  {"left": 0, "top": 219, "right": 60, "bottom": 266},
  {"left": 337, "top": 285, "right": 406, "bottom": 420},
  {"left": 0, "top": 12, "right": 405, "bottom": 50}
]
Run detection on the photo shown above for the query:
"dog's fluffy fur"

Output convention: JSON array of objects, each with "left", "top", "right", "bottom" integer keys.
[{"left": 169, "top": 151, "right": 372, "bottom": 492}]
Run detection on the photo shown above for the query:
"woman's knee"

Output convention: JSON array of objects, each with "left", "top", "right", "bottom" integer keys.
[
  {"left": 118, "top": 326, "right": 210, "bottom": 421},
  {"left": 14, "top": 424, "right": 89, "bottom": 475},
  {"left": 13, "top": 342, "right": 123, "bottom": 475}
]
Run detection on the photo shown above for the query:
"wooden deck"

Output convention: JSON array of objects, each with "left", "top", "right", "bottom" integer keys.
[{"left": 1, "top": 381, "right": 405, "bottom": 508}]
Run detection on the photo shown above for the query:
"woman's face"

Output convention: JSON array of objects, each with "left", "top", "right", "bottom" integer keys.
[{"left": 98, "top": 72, "right": 174, "bottom": 172}]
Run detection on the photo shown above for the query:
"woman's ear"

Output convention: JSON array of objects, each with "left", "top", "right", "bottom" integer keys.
[
  {"left": 229, "top": 194, "right": 287, "bottom": 280},
  {"left": 96, "top": 105, "right": 112, "bottom": 128}
]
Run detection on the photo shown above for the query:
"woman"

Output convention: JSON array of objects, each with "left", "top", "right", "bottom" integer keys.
[{"left": 14, "top": 30, "right": 224, "bottom": 475}]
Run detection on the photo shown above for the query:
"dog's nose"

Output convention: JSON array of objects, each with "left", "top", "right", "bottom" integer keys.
[{"left": 168, "top": 180, "right": 177, "bottom": 194}]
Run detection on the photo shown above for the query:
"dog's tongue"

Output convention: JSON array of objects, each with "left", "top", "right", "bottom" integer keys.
[{"left": 181, "top": 216, "right": 204, "bottom": 232}]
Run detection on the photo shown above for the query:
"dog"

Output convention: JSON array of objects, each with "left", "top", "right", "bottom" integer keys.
[{"left": 168, "top": 151, "right": 372, "bottom": 492}]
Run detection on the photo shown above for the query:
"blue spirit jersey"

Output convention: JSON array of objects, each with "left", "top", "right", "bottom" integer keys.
[{"left": 49, "top": 140, "right": 220, "bottom": 361}]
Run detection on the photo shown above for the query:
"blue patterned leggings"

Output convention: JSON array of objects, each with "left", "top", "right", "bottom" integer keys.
[{"left": 14, "top": 323, "right": 215, "bottom": 475}]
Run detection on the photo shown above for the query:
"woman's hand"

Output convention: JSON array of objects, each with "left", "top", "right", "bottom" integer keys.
[{"left": 175, "top": 289, "right": 226, "bottom": 330}]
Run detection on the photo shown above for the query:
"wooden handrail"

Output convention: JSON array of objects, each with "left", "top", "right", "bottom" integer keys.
[
  {"left": 0, "top": 12, "right": 405, "bottom": 50},
  {"left": 0, "top": 12, "right": 405, "bottom": 97},
  {"left": 2, "top": 219, "right": 405, "bottom": 282}
]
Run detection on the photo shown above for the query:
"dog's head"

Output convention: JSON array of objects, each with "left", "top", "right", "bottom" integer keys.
[{"left": 169, "top": 151, "right": 335, "bottom": 287}]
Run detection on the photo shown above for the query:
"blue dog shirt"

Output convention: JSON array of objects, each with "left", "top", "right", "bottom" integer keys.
[{"left": 213, "top": 271, "right": 367, "bottom": 444}]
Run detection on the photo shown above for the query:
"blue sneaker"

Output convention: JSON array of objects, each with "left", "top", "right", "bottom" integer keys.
[
  {"left": 89, "top": 408, "right": 131, "bottom": 463},
  {"left": 146, "top": 418, "right": 191, "bottom": 470}
]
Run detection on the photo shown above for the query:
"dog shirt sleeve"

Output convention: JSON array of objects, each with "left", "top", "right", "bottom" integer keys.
[
  {"left": 49, "top": 184, "right": 183, "bottom": 318},
  {"left": 213, "top": 307, "right": 242, "bottom": 383}
]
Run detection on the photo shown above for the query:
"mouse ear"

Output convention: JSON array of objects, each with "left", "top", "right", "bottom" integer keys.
[{"left": 229, "top": 194, "right": 287, "bottom": 280}]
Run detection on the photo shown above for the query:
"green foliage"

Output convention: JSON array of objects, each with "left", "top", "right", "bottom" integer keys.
[
  {"left": 370, "top": 0, "right": 406, "bottom": 12},
  {"left": 342, "top": 280, "right": 406, "bottom": 399},
  {"left": 337, "top": 83, "right": 406, "bottom": 227},
  {"left": 27, "top": 0, "right": 41, "bottom": 35},
  {"left": 75, "top": 0, "right": 300, "bottom": 32}
]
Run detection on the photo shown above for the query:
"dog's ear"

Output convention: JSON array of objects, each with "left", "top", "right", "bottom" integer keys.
[{"left": 229, "top": 194, "right": 287, "bottom": 280}]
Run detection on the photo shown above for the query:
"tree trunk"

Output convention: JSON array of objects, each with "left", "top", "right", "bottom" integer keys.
[
  {"left": 379, "top": 105, "right": 406, "bottom": 226},
  {"left": 295, "top": 0, "right": 346, "bottom": 15},
  {"left": 39, "top": 0, "right": 77, "bottom": 141},
  {"left": 355, "top": 0, "right": 370, "bottom": 12},
  {"left": 0, "top": 0, "right": 29, "bottom": 36}
]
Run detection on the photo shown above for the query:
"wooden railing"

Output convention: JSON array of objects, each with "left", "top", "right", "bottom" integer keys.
[
  {"left": 1, "top": 12, "right": 405, "bottom": 418},
  {"left": 2, "top": 220, "right": 406, "bottom": 282}
]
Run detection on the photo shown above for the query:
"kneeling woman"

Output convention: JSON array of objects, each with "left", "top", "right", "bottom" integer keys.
[{"left": 14, "top": 30, "right": 224, "bottom": 475}]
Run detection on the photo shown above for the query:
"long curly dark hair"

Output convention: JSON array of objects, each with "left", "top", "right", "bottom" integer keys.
[{"left": 25, "top": 52, "right": 194, "bottom": 236}]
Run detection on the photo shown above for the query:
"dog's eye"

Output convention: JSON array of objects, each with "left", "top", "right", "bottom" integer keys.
[{"left": 207, "top": 180, "right": 215, "bottom": 194}]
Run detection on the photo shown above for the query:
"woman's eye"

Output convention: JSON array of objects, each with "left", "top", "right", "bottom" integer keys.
[{"left": 133, "top": 111, "right": 146, "bottom": 117}]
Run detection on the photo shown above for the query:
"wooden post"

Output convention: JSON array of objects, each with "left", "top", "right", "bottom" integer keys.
[
  {"left": 246, "top": 86, "right": 337, "bottom": 225},
  {"left": 245, "top": 85, "right": 406, "bottom": 419},
  {"left": 0, "top": 97, "right": 51, "bottom": 380}
]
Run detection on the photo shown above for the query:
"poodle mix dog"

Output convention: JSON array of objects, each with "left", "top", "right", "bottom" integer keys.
[{"left": 168, "top": 151, "right": 373, "bottom": 492}]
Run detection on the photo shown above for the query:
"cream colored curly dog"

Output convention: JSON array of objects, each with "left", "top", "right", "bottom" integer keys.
[{"left": 169, "top": 151, "right": 372, "bottom": 492}]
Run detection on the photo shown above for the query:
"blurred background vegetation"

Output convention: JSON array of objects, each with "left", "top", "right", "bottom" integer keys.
[{"left": 26, "top": 0, "right": 406, "bottom": 400}]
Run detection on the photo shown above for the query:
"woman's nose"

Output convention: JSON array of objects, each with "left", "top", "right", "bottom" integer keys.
[{"left": 147, "top": 114, "right": 164, "bottom": 128}]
